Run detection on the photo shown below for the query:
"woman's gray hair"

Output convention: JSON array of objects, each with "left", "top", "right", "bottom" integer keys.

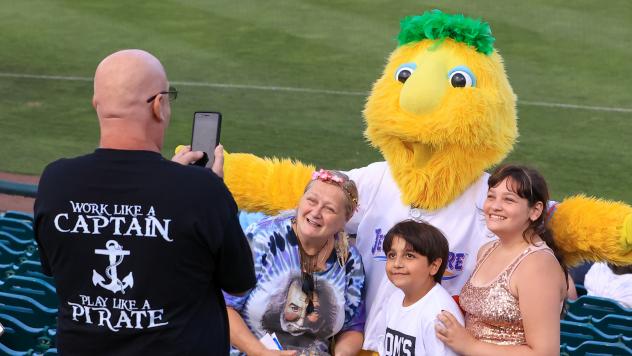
[{"left": 304, "top": 170, "right": 358, "bottom": 220}]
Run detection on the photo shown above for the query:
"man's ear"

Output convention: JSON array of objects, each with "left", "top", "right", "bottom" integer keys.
[
  {"left": 151, "top": 94, "right": 165, "bottom": 122},
  {"left": 429, "top": 257, "right": 442, "bottom": 276}
]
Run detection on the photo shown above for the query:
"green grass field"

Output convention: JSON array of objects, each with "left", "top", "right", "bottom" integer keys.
[{"left": 1, "top": 1, "right": 631, "bottom": 203}]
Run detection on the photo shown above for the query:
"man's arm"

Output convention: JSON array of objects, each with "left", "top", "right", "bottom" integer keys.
[{"left": 215, "top": 213, "right": 256, "bottom": 294}]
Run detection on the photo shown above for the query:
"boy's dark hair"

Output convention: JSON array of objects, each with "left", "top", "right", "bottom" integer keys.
[{"left": 383, "top": 220, "right": 449, "bottom": 283}]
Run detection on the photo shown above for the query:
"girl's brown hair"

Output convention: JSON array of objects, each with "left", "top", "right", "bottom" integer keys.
[{"left": 488, "top": 164, "right": 568, "bottom": 287}]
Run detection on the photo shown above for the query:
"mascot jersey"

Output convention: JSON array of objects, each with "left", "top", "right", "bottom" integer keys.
[{"left": 345, "top": 162, "right": 493, "bottom": 350}]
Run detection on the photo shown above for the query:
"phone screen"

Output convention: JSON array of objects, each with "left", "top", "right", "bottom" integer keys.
[{"left": 191, "top": 112, "right": 221, "bottom": 168}]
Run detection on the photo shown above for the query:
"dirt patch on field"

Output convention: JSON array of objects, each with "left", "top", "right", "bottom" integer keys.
[{"left": 0, "top": 172, "right": 39, "bottom": 214}]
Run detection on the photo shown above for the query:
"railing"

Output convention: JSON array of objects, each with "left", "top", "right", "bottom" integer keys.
[{"left": 0, "top": 179, "right": 37, "bottom": 198}]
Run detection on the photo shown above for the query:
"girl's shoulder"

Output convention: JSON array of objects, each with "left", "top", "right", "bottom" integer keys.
[
  {"left": 476, "top": 240, "right": 498, "bottom": 261},
  {"left": 512, "top": 247, "right": 565, "bottom": 288},
  {"left": 516, "top": 247, "right": 560, "bottom": 273}
]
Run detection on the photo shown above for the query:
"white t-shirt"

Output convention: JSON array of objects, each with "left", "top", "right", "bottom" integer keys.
[
  {"left": 345, "top": 162, "right": 494, "bottom": 350},
  {"left": 378, "top": 284, "right": 464, "bottom": 356},
  {"left": 584, "top": 262, "right": 632, "bottom": 308}
]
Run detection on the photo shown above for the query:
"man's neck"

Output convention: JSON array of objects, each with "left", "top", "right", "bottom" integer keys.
[
  {"left": 99, "top": 139, "right": 160, "bottom": 152},
  {"left": 99, "top": 121, "right": 162, "bottom": 152}
]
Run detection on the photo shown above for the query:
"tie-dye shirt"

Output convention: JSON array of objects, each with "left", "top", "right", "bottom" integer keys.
[{"left": 224, "top": 213, "right": 366, "bottom": 355}]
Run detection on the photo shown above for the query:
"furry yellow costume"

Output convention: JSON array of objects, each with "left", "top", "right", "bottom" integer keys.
[{"left": 218, "top": 10, "right": 632, "bottom": 350}]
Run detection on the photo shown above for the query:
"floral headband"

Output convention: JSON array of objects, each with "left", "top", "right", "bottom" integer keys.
[{"left": 311, "top": 169, "right": 359, "bottom": 212}]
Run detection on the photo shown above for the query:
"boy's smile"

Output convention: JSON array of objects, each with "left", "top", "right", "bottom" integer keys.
[{"left": 386, "top": 235, "right": 442, "bottom": 306}]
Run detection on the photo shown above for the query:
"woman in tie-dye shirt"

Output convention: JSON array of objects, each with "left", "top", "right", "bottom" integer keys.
[{"left": 224, "top": 170, "right": 365, "bottom": 356}]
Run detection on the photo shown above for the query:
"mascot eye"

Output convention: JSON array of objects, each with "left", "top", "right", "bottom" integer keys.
[
  {"left": 395, "top": 63, "right": 417, "bottom": 83},
  {"left": 448, "top": 66, "right": 476, "bottom": 88}
]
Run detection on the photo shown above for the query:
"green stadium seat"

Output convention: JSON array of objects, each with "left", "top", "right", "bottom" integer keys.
[
  {"left": 13, "top": 261, "right": 53, "bottom": 285},
  {"left": 1, "top": 262, "right": 15, "bottom": 274},
  {"left": 0, "top": 231, "right": 37, "bottom": 254},
  {"left": 592, "top": 314, "right": 632, "bottom": 339},
  {"left": 2, "top": 211, "right": 34, "bottom": 224},
  {"left": 0, "top": 342, "right": 32, "bottom": 355},
  {"left": 0, "top": 218, "right": 34, "bottom": 241},
  {"left": 0, "top": 313, "right": 55, "bottom": 353},
  {"left": 0, "top": 243, "right": 24, "bottom": 265},
  {"left": 560, "top": 320, "right": 620, "bottom": 348},
  {"left": 0, "top": 291, "right": 57, "bottom": 329},
  {"left": 564, "top": 311, "right": 589, "bottom": 323},
  {"left": 16, "top": 254, "right": 41, "bottom": 265},
  {"left": 575, "top": 283, "right": 588, "bottom": 297},
  {"left": 566, "top": 295, "right": 632, "bottom": 319},
  {"left": 559, "top": 342, "right": 575, "bottom": 356},
  {"left": 0, "top": 231, "right": 35, "bottom": 248},
  {"left": 1, "top": 275, "right": 57, "bottom": 309},
  {"left": 564, "top": 340, "right": 632, "bottom": 356}
]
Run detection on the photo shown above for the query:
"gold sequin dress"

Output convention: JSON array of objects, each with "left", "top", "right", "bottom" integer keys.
[{"left": 459, "top": 241, "right": 554, "bottom": 345}]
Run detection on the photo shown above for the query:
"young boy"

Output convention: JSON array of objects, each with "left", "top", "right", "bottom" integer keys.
[{"left": 378, "top": 220, "right": 464, "bottom": 356}]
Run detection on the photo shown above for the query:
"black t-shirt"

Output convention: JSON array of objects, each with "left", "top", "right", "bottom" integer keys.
[{"left": 34, "top": 149, "right": 256, "bottom": 355}]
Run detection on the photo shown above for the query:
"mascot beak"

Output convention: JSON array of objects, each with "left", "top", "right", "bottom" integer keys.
[{"left": 399, "top": 54, "right": 448, "bottom": 116}]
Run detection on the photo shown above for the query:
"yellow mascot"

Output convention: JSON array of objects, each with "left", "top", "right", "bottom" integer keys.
[{"left": 217, "top": 10, "right": 632, "bottom": 351}]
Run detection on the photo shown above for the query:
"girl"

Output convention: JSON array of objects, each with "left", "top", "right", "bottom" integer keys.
[{"left": 436, "top": 164, "right": 567, "bottom": 355}]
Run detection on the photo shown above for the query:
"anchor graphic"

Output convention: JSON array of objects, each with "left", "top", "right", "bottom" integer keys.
[{"left": 92, "top": 240, "right": 134, "bottom": 294}]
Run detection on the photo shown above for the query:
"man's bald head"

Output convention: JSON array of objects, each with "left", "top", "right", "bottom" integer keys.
[
  {"left": 93, "top": 49, "right": 171, "bottom": 151},
  {"left": 93, "top": 49, "right": 168, "bottom": 120}
]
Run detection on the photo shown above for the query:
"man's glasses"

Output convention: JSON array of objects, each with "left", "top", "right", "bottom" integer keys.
[
  {"left": 301, "top": 272, "right": 315, "bottom": 314},
  {"left": 146, "top": 86, "right": 178, "bottom": 103}
]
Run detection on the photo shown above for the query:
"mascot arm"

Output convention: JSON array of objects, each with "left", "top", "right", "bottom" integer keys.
[
  {"left": 224, "top": 152, "right": 315, "bottom": 215},
  {"left": 550, "top": 195, "right": 632, "bottom": 266}
]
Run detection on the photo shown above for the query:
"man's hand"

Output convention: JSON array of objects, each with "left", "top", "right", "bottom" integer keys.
[
  {"left": 172, "top": 145, "right": 203, "bottom": 165},
  {"left": 211, "top": 144, "right": 224, "bottom": 178},
  {"left": 172, "top": 144, "right": 224, "bottom": 178}
]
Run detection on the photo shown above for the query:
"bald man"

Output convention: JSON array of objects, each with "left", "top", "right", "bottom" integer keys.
[{"left": 34, "top": 49, "right": 256, "bottom": 355}]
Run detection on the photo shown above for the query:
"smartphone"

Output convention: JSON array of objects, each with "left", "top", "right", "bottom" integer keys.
[{"left": 191, "top": 112, "right": 222, "bottom": 168}]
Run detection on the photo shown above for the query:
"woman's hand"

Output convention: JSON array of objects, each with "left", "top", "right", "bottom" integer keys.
[{"left": 435, "top": 310, "right": 476, "bottom": 354}]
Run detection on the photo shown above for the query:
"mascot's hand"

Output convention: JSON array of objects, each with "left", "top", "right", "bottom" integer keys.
[
  {"left": 176, "top": 145, "right": 315, "bottom": 214},
  {"left": 551, "top": 196, "right": 632, "bottom": 265},
  {"left": 224, "top": 153, "right": 315, "bottom": 214}
]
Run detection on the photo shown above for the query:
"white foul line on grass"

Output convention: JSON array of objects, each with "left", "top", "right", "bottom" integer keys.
[{"left": 2, "top": 72, "right": 632, "bottom": 113}]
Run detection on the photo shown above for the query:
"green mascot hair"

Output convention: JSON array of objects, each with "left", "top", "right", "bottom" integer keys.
[{"left": 398, "top": 9, "right": 495, "bottom": 55}]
